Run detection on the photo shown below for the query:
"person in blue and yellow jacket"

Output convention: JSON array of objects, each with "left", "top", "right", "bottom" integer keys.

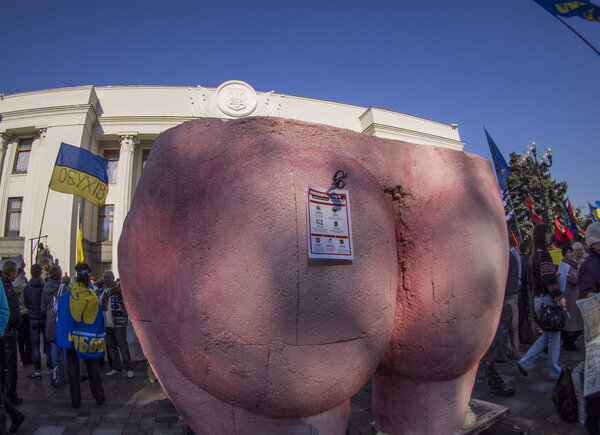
[{"left": 56, "top": 262, "right": 105, "bottom": 409}]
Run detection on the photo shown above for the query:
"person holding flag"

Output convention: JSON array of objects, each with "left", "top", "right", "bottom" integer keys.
[{"left": 56, "top": 262, "right": 105, "bottom": 409}]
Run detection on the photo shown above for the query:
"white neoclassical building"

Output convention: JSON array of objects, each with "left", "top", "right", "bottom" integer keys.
[{"left": 0, "top": 80, "right": 464, "bottom": 279}]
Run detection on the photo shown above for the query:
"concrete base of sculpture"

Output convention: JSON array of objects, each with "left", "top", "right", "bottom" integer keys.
[{"left": 373, "top": 365, "right": 478, "bottom": 435}]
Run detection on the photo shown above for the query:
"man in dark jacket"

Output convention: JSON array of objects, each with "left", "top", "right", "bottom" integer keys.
[
  {"left": 1, "top": 261, "right": 23, "bottom": 405},
  {"left": 97, "top": 270, "right": 134, "bottom": 378},
  {"left": 23, "top": 264, "right": 45, "bottom": 379},
  {"left": 40, "top": 265, "right": 64, "bottom": 370},
  {"left": 494, "top": 250, "right": 520, "bottom": 362}
]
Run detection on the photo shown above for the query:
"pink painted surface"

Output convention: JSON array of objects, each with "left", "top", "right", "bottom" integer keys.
[{"left": 119, "top": 117, "right": 507, "bottom": 434}]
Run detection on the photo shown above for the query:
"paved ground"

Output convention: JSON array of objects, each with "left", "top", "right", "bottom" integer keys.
[
  {"left": 8, "top": 335, "right": 587, "bottom": 434},
  {"left": 347, "top": 336, "right": 588, "bottom": 435}
]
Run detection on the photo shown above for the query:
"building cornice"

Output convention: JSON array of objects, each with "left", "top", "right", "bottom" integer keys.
[
  {"left": 362, "top": 123, "right": 465, "bottom": 150},
  {"left": 0, "top": 104, "right": 96, "bottom": 121},
  {"left": 98, "top": 115, "right": 196, "bottom": 124},
  {"left": 0, "top": 85, "right": 95, "bottom": 99}
]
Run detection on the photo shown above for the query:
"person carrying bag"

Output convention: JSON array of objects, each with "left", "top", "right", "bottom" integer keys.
[
  {"left": 517, "top": 223, "right": 566, "bottom": 381},
  {"left": 40, "top": 266, "right": 68, "bottom": 389}
]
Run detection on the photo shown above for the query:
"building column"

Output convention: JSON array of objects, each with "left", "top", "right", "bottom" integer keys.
[
  {"left": 112, "top": 133, "right": 138, "bottom": 278},
  {"left": 0, "top": 132, "right": 11, "bottom": 186}
]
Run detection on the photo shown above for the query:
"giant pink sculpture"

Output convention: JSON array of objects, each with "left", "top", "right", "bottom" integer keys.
[{"left": 119, "top": 117, "right": 507, "bottom": 434}]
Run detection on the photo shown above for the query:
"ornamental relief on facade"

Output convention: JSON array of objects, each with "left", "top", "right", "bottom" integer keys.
[{"left": 190, "top": 80, "right": 283, "bottom": 119}]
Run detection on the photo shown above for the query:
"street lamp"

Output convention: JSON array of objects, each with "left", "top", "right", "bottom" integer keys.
[{"left": 518, "top": 141, "right": 553, "bottom": 222}]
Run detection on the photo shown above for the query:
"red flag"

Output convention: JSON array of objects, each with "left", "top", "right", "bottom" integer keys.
[
  {"left": 525, "top": 195, "right": 543, "bottom": 223},
  {"left": 525, "top": 194, "right": 533, "bottom": 211},
  {"left": 554, "top": 215, "right": 573, "bottom": 243},
  {"left": 567, "top": 199, "right": 578, "bottom": 222}
]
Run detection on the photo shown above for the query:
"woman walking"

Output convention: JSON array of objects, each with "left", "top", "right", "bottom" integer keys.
[{"left": 517, "top": 223, "right": 566, "bottom": 380}]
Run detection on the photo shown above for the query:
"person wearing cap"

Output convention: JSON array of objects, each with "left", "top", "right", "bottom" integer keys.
[{"left": 578, "top": 222, "right": 600, "bottom": 434}]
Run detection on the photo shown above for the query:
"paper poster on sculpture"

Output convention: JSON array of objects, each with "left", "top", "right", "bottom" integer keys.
[
  {"left": 307, "top": 185, "right": 353, "bottom": 260},
  {"left": 578, "top": 295, "right": 600, "bottom": 344},
  {"left": 577, "top": 295, "right": 600, "bottom": 397}
]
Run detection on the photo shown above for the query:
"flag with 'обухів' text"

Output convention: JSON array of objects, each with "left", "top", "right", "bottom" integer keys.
[{"left": 49, "top": 143, "right": 109, "bottom": 207}]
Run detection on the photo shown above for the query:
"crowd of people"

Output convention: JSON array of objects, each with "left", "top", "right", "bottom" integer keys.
[
  {"left": 0, "top": 222, "right": 599, "bottom": 433},
  {"left": 0, "top": 260, "right": 135, "bottom": 433},
  {"left": 478, "top": 221, "right": 600, "bottom": 433}
]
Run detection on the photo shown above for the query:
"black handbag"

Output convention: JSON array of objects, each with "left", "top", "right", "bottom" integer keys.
[
  {"left": 552, "top": 366, "right": 578, "bottom": 422},
  {"left": 533, "top": 251, "right": 566, "bottom": 332},
  {"left": 537, "top": 302, "right": 567, "bottom": 331}
]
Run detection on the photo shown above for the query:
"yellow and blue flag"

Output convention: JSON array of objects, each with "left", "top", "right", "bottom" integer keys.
[
  {"left": 484, "top": 128, "right": 511, "bottom": 193},
  {"left": 49, "top": 143, "right": 109, "bottom": 207},
  {"left": 533, "top": 0, "right": 600, "bottom": 22},
  {"left": 56, "top": 282, "right": 105, "bottom": 359},
  {"left": 590, "top": 203, "right": 600, "bottom": 222}
]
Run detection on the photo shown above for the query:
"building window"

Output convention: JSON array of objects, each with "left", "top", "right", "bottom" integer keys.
[
  {"left": 5, "top": 197, "right": 23, "bottom": 236},
  {"left": 104, "top": 150, "right": 119, "bottom": 184},
  {"left": 13, "top": 138, "right": 33, "bottom": 174},
  {"left": 98, "top": 205, "right": 114, "bottom": 242},
  {"left": 142, "top": 149, "right": 151, "bottom": 171}
]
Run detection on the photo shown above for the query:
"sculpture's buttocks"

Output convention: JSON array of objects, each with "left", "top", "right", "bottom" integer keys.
[{"left": 119, "top": 117, "right": 507, "bottom": 435}]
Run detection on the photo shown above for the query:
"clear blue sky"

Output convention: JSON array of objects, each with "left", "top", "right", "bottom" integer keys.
[{"left": 1, "top": 0, "right": 598, "bottom": 211}]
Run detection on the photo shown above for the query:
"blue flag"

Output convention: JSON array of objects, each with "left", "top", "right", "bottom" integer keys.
[
  {"left": 56, "top": 282, "right": 105, "bottom": 359},
  {"left": 533, "top": 0, "right": 600, "bottom": 22},
  {"left": 590, "top": 203, "right": 599, "bottom": 222},
  {"left": 484, "top": 128, "right": 511, "bottom": 192}
]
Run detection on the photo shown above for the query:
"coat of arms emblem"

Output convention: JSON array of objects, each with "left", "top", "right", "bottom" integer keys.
[
  {"left": 214, "top": 80, "right": 259, "bottom": 117},
  {"left": 227, "top": 89, "right": 246, "bottom": 111}
]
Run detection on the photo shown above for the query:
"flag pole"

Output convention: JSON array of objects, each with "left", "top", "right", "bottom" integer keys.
[
  {"left": 508, "top": 196, "right": 524, "bottom": 243},
  {"left": 33, "top": 187, "right": 50, "bottom": 265},
  {"left": 553, "top": 14, "right": 600, "bottom": 56},
  {"left": 76, "top": 203, "right": 83, "bottom": 264},
  {"left": 76, "top": 203, "right": 80, "bottom": 262},
  {"left": 537, "top": 4, "right": 600, "bottom": 56}
]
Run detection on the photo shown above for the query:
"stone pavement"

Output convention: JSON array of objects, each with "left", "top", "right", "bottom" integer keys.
[
  {"left": 9, "top": 336, "right": 587, "bottom": 434},
  {"left": 472, "top": 337, "right": 587, "bottom": 435},
  {"left": 347, "top": 335, "right": 588, "bottom": 434},
  {"left": 9, "top": 360, "right": 185, "bottom": 435}
]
